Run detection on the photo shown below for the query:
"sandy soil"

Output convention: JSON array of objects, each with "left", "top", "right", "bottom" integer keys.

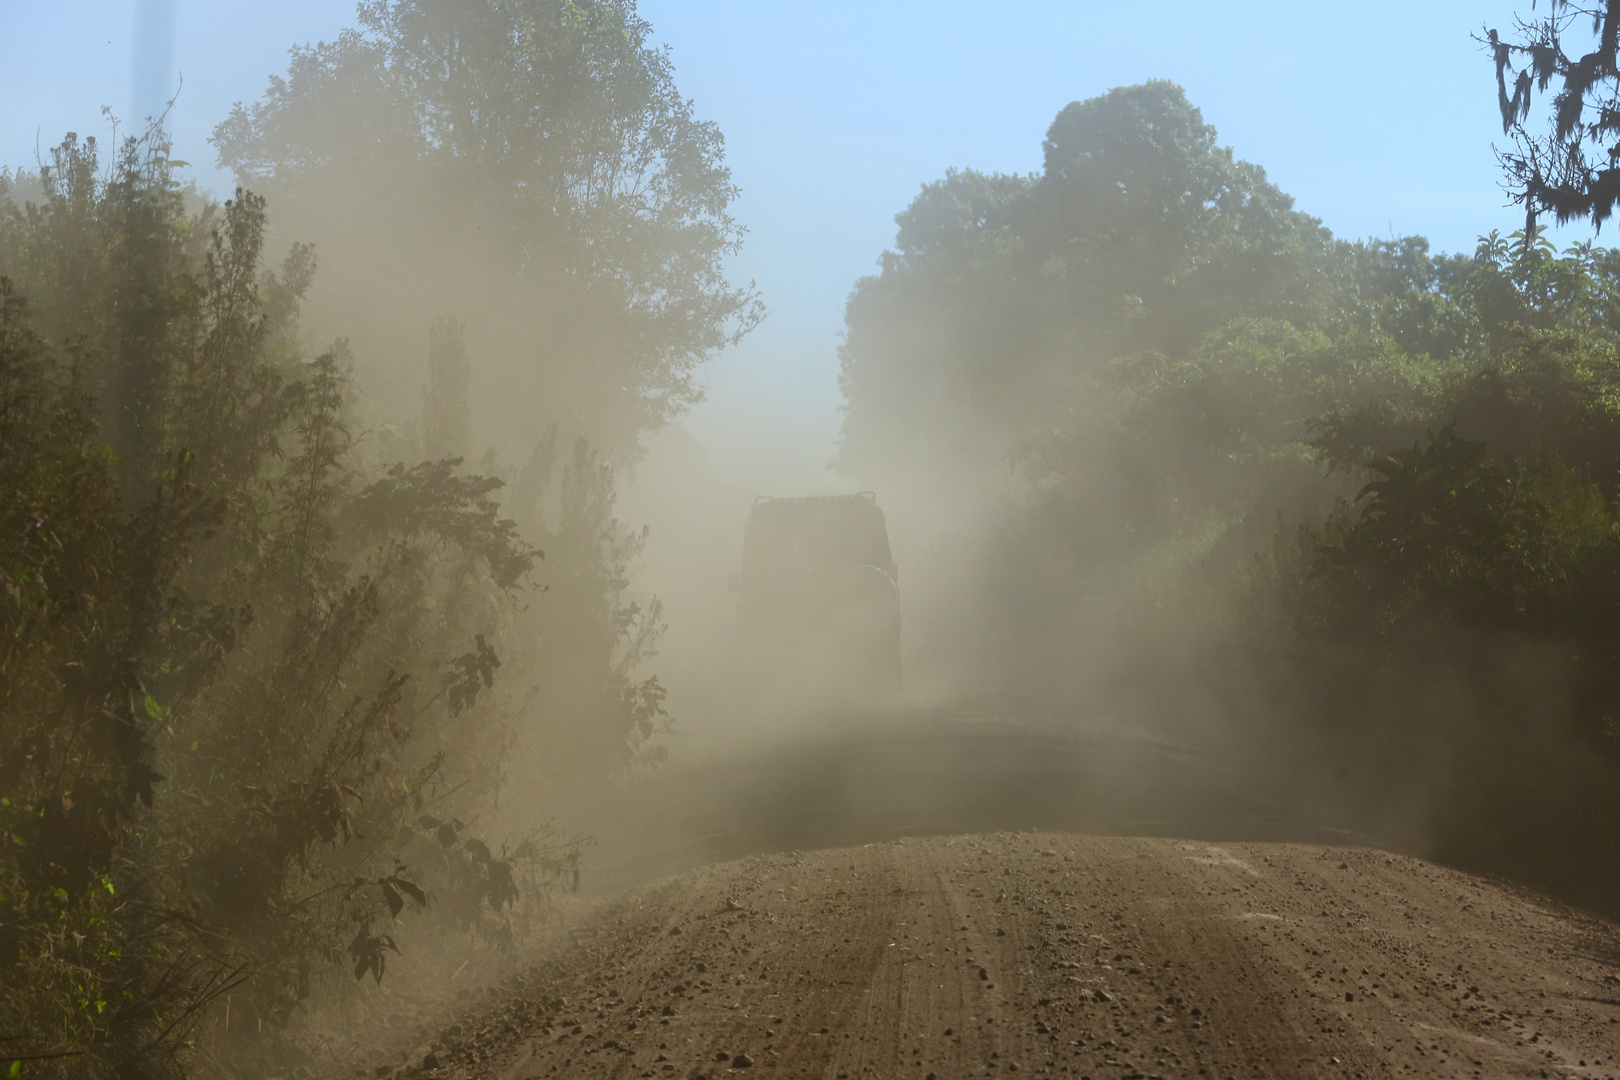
[{"left": 391, "top": 831, "right": 1620, "bottom": 1080}]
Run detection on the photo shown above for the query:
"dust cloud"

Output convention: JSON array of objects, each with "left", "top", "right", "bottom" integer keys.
[
  {"left": 218, "top": 40, "right": 1620, "bottom": 1038},
  {"left": 8, "top": 6, "right": 1620, "bottom": 1077},
  {"left": 593, "top": 78, "right": 1620, "bottom": 936}
]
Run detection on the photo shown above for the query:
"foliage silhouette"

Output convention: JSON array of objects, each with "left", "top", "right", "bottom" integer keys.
[
  {"left": 1489, "top": 2, "right": 1620, "bottom": 228},
  {"left": 840, "top": 82, "right": 1620, "bottom": 916},
  {"left": 0, "top": 122, "right": 654, "bottom": 1079}
]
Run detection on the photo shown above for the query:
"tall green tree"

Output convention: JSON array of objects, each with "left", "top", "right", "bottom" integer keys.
[
  {"left": 213, "top": 0, "right": 761, "bottom": 454},
  {"left": 837, "top": 82, "right": 1332, "bottom": 491},
  {"left": 0, "top": 131, "right": 590, "bottom": 1080}
]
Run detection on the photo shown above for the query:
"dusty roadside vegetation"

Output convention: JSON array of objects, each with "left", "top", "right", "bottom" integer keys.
[
  {"left": 0, "top": 3, "right": 748, "bottom": 1075},
  {"left": 6, "top": 1, "right": 1620, "bottom": 1077}
]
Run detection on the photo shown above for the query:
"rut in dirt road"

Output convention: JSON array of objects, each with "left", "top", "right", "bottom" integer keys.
[{"left": 389, "top": 834, "right": 1620, "bottom": 1080}]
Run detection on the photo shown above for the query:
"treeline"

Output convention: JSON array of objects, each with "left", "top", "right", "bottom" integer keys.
[
  {"left": 839, "top": 81, "right": 1620, "bottom": 914},
  {"left": 0, "top": 2, "right": 750, "bottom": 1077}
]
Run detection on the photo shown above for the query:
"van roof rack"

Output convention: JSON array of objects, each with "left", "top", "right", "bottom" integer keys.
[{"left": 753, "top": 491, "right": 876, "bottom": 506}]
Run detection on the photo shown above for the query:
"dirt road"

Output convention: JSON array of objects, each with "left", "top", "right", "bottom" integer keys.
[{"left": 402, "top": 832, "right": 1620, "bottom": 1080}]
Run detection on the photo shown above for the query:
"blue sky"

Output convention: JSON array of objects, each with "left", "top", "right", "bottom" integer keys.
[{"left": 0, "top": 0, "right": 1559, "bottom": 487}]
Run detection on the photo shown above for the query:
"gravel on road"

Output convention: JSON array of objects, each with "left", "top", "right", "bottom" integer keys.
[{"left": 379, "top": 832, "right": 1620, "bottom": 1080}]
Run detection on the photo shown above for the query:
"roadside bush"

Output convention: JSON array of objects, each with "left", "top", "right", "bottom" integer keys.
[{"left": 0, "top": 129, "right": 614, "bottom": 1079}]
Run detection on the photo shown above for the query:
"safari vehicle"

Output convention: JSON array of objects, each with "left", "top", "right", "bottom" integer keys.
[{"left": 732, "top": 492, "right": 902, "bottom": 699}]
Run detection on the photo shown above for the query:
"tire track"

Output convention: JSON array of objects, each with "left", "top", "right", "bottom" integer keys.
[{"left": 361, "top": 834, "right": 1620, "bottom": 1080}]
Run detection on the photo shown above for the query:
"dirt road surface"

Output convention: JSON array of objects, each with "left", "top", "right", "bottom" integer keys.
[{"left": 400, "top": 832, "right": 1619, "bottom": 1080}]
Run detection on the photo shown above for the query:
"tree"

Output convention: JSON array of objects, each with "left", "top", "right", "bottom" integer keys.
[
  {"left": 1490, "top": 1, "right": 1620, "bottom": 228},
  {"left": 836, "top": 82, "right": 1331, "bottom": 488},
  {"left": 213, "top": 0, "right": 761, "bottom": 455},
  {"left": 1, "top": 132, "right": 584, "bottom": 1079},
  {"left": 1032, "top": 80, "right": 1325, "bottom": 345}
]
